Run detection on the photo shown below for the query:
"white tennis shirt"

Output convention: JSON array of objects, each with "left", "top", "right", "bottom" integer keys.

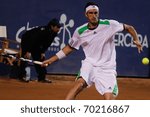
[{"left": 69, "top": 19, "right": 124, "bottom": 69}]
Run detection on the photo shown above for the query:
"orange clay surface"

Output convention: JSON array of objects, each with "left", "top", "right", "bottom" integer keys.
[{"left": 0, "top": 75, "right": 150, "bottom": 100}]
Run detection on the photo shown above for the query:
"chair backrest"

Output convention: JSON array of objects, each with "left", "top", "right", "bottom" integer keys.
[
  {"left": 0, "top": 26, "right": 7, "bottom": 38},
  {"left": 0, "top": 26, "right": 7, "bottom": 62}
]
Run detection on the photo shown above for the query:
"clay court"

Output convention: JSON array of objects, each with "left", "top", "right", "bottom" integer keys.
[{"left": 0, "top": 75, "right": 150, "bottom": 100}]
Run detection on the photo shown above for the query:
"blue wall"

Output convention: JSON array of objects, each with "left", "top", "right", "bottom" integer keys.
[{"left": 0, "top": 0, "right": 149, "bottom": 77}]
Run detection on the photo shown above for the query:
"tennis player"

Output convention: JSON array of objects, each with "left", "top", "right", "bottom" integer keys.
[{"left": 42, "top": 2, "right": 142, "bottom": 99}]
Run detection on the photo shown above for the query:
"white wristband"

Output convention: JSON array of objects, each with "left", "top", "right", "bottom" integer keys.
[{"left": 56, "top": 50, "right": 66, "bottom": 59}]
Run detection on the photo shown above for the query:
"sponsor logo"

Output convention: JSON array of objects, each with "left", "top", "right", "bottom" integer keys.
[
  {"left": 113, "top": 33, "right": 149, "bottom": 48},
  {"left": 49, "top": 14, "right": 74, "bottom": 51}
]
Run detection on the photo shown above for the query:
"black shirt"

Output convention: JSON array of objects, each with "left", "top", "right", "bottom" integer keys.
[{"left": 21, "top": 26, "right": 57, "bottom": 53}]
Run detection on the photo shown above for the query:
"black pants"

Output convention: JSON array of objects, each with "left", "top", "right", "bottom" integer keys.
[{"left": 19, "top": 51, "right": 46, "bottom": 81}]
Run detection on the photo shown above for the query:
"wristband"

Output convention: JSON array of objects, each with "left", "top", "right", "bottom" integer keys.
[{"left": 56, "top": 50, "right": 66, "bottom": 59}]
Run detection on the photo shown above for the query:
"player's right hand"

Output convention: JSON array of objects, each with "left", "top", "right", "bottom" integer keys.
[{"left": 41, "top": 59, "right": 50, "bottom": 67}]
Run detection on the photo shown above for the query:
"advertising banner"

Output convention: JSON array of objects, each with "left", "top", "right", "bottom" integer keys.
[{"left": 0, "top": 0, "right": 149, "bottom": 77}]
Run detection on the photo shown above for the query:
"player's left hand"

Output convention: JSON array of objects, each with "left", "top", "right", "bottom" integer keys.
[{"left": 133, "top": 40, "right": 143, "bottom": 53}]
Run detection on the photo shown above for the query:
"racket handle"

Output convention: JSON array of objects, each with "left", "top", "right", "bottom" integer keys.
[
  {"left": 34, "top": 61, "right": 48, "bottom": 66},
  {"left": 33, "top": 61, "right": 42, "bottom": 65}
]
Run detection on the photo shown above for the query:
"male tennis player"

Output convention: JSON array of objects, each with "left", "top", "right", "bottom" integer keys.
[{"left": 42, "top": 2, "right": 142, "bottom": 99}]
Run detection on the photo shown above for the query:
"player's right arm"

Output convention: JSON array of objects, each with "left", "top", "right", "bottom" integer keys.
[
  {"left": 42, "top": 45, "right": 75, "bottom": 66},
  {"left": 42, "top": 28, "right": 80, "bottom": 66}
]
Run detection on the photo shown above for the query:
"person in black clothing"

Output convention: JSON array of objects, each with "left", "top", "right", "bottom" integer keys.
[{"left": 19, "top": 18, "right": 61, "bottom": 83}]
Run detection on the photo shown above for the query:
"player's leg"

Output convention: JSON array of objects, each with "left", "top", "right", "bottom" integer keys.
[
  {"left": 103, "top": 93, "right": 116, "bottom": 100},
  {"left": 66, "top": 61, "right": 93, "bottom": 99},
  {"left": 94, "top": 68, "right": 118, "bottom": 100},
  {"left": 65, "top": 77, "right": 87, "bottom": 100},
  {"left": 103, "top": 83, "right": 118, "bottom": 100}
]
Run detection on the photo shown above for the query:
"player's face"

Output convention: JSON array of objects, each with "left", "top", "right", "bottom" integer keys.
[
  {"left": 85, "top": 9, "right": 99, "bottom": 26},
  {"left": 51, "top": 26, "right": 60, "bottom": 33}
]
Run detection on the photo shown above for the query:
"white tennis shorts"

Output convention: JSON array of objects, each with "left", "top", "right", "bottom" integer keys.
[{"left": 79, "top": 60, "right": 118, "bottom": 96}]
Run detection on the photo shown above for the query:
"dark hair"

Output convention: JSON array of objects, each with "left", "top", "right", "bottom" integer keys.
[
  {"left": 47, "top": 18, "right": 61, "bottom": 28},
  {"left": 84, "top": 2, "right": 99, "bottom": 11}
]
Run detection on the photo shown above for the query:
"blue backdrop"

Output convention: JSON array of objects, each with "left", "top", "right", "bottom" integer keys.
[{"left": 0, "top": 0, "right": 149, "bottom": 77}]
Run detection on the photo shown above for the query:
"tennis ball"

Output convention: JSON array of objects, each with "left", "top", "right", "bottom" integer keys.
[{"left": 142, "top": 57, "right": 149, "bottom": 65}]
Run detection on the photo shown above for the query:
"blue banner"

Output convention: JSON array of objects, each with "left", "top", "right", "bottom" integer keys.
[{"left": 0, "top": 0, "right": 149, "bottom": 77}]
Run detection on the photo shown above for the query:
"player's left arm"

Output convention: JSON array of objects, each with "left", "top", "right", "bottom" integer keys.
[{"left": 123, "top": 24, "right": 143, "bottom": 53}]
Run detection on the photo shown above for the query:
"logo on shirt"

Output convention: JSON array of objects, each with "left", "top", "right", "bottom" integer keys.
[
  {"left": 93, "top": 31, "right": 97, "bottom": 34},
  {"left": 108, "top": 87, "right": 112, "bottom": 90}
]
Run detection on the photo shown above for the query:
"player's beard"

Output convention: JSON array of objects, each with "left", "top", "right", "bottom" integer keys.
[
  {"left": 91, "top": 21, "right": 98, "bottom": 26},
  {"left": 90, "top": 17, "right": 99, "bottom": 26},
  {"left": 90, "top": 20, "right": 99, "bottom": 28}
]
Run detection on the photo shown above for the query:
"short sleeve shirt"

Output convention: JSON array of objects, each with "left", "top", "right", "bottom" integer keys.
[{"left": 69, "top": 19, "right": 124, "bottom": 69}]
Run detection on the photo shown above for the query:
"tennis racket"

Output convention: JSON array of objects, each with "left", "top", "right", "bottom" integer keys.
[{"left": 0, "top": 53, "right": 48, "bottom": 66}]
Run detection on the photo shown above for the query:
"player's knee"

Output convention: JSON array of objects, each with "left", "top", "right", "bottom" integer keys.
[
  {"left": 104, "top": 93, "right": 113, "bottom": 100},
  {"left": 103, "top": 92, "right": 119, "bottom": 100},
  {"left": 76, "top": 78, "right": 87, "bottom": 88},
  {"left": 75, "top": 81, "right": 84, "bottom": 90},
  {"left": 112, "top": 93, "right": 118, "bottom": 99}
]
